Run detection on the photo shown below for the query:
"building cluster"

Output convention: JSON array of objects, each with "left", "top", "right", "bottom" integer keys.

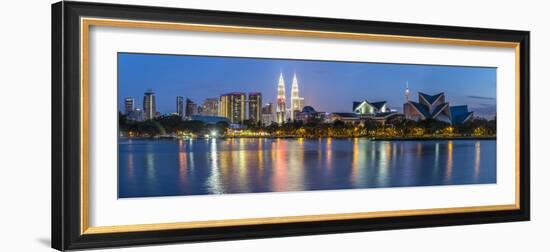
[
  {"left": 123, "top": 90, "right": 266, "bottom": 126},
  {"left": 122, "top": 74, "right": 475, "bottom": 127}
]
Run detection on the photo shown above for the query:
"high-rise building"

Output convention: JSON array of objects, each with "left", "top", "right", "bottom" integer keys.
[
  {"left": 290, "top": 73, "right": 304, "bottom": 121},
  {"left": 143, "top": 89, "right": 156, "bottom": 120},
  {"left": 201, "top": 98, "right": 219, "bottom": 116},
  {"left": 124, "top": 97, "right": 135, "bottom": 115},
  {"left": 127, "top": 108, "right": 145, "bottom": 121},
  {"left": 248, "top": 92, "right": 262, "bottom": 124},
  {"left": 219, "top": 92, "right": 246, "bottom": 123},
  {"left": 276, "top": 73, "right": 286, "bottom": 124},
  {"left": 185, "top": 98, "right": 198, "bottom": 118},
  {"left": 261, "top": 103, "right": 275, "bottom": 126},
  {"left": 176, "top": 96, "right": 184, "bottom": 117},
  {"left": 262, "top": 102, "right": 273, "bottom": 115}
]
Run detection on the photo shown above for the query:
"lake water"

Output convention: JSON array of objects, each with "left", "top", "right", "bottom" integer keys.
[{"left": 118, "top": 138, "right": 496, "bottom": 198}]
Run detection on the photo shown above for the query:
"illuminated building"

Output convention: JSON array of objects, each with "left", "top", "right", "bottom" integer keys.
[
  {"left": 248, "top": 92, "right": 262, "bottom": 124},
  {"left": 176, "top": 96, "right": 184, "bottom": 117},
  {"left": 143, "top": 89, "right": 156, "bottom": 120},
  {"left": 294, "top": 106, "right": 327, "bottom": 123},
  {"left": 261, "top": 103, "right": 275, "bottom": 126},
  {"left": 276, "top": 73, "right": 286, "bottom": 124},
  {"left": 124, "top": 97, "right": 135, "bottom": 115},
  {"left": 290, "top": 73, "right": 305, "bottom": 121},
  {"left": 353, "top": 99, "right": 401, "bottom": 125},
  {"left": 329, "top": 112, "right": 360, "bottom": 124},
  {"left": 201, "top": 98, "right": 219, "bottom": 116},
  {"left": 353, "top": 100, "right": 389, "bottom": 115},
  {"left": 219, "top": 92, "right": 246, "bottom": 123}
]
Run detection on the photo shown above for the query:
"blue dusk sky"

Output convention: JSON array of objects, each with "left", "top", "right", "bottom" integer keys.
[{"left": 118, "top": 53, "right": 497, "bottom": 118}]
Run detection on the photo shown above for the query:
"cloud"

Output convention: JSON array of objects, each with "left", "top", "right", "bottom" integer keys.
[
  {"left": 467, "top": 95, "right": 496, "bottom": 100},
  {"left": 470, "top": 104, "right": 496, "bottom": 118},
  {"left": 478, "top": 103, "right": 496, "bottom": 107}
]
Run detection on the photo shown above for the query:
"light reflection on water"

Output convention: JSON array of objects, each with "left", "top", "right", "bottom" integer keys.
[{"left": 118, "top": 138, "right": 496, "bottom": 198}]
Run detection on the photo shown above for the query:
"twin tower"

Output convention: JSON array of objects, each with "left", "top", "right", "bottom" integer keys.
[{"left": 276, "top": 73, "right": 305, "bottom": 124}]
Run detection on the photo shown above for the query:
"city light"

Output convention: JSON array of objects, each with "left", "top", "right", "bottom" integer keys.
[{"left": 120, "top": 74, "right": 495, "bottom": 140}]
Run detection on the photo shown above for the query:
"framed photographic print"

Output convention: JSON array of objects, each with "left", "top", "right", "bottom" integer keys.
[{"left": 52, "top": 1, "right": 530, "bottom": 250}]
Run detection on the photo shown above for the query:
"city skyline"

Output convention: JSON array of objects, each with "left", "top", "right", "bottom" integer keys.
[{"left": 118, "top": 53, "right": 497, "bottom": 118}]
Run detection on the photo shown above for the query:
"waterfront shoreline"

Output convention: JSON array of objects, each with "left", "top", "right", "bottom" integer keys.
[{"left": 120, "top": 135, "right": 496, "bottom": 141}]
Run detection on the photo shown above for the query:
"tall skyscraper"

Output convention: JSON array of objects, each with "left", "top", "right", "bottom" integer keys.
[
  {"left": 124, "top": 97, "right": 135, "bottom": 115},
  {"left": 202, "top": 98, "right": 219, "bottom": 116},
  {"left": 276, "top": 73, "right": 286, "bottom": 124},
  {"left": 143, "top": 89, "right": 156, "bottom": 120},
  {"left": 185, "top": 98, "right": 198, "bottom": 118},
  {"left": 261, "top": 102, "right": 273, "bottom": 115},
  {"left": 219, "top": 92, "right": 246, "bottom": 123},
  {"left": 248, "top": 92, "right": 262, "bottom": 124},
  {"left": 261, "top": 103, "right": 275, "bottom": 126},
  {"left": 290, "top": 73, "right": 305, "bottom": 121},
  {"left": 176, "top": 96, "right": 184, "bottom": 117}
]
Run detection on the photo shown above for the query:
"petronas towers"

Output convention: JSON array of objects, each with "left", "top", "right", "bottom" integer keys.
[{"left": 276, "top": 72, "right": 305, "bottom": 124}]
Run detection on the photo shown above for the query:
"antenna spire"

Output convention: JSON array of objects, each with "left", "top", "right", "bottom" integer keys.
[{"left": 405, "top": 81, "right": 410, "bottom": 102}]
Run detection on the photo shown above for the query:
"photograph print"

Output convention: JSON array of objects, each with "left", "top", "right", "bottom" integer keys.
[{"left": 118, "top": 53, "right": 497, "bottom": 198}]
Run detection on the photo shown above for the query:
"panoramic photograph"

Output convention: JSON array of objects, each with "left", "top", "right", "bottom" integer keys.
[{"left": 117, "top": 52, "right": 497, "bottom": 198}]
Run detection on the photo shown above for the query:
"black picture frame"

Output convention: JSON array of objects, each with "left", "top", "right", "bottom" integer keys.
[{"left": 52, "top": 1, "right": 530, "bottom": 251}]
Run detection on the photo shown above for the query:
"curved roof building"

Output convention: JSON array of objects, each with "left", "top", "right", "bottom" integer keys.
[{"left": 404, "top": 92, "right": 473, "bottom": 125}]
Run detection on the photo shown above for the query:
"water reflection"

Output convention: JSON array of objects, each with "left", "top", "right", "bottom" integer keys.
[
  {"left": 127, "top": 152, "right": 134, "bottom": 178},
  {"left": 445, "top": 141, "right": 454, "bottom": 183},
  {"left": 118, "top": 138, "right": 496, "bottom": 198},
  {"left": 178, "top": 142, "right": 187, "bottom": 181},
  {"left": 145, "top": 145, "right": 155, "bottom": 181},
  {"left": 475, "top": 141, "right": 481, "bottom": 180}
]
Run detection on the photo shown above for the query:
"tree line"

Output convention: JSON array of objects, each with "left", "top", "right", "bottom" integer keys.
[{"left": 120, "top": 112, "right": 496, "bottom": 138}]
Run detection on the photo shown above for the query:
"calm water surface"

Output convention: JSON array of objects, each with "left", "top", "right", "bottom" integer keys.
[{"left": 118, "top": 138, "right": 496, "bottom": 198}]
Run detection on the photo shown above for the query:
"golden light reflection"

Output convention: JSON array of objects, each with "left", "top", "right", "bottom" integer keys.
[
  {"left": 445, "top": 141, "right": 453, "bottom": 182},
  {"left": 326, "top": 138, "right": 333, "bottom": 170},
  {"left": 287, "top": 139, "right": 305, "bottom": 191},
  {"left": 351, "top": 138, "right": 366, "bottom": 187},
  {"left": 272, "top": 139, "right": 288, "bottom": 192},
  {"left": 376, "top": 142, "right": 390, "bottom": 186},
  {"left": 257, "top": 138, "right": 264, "bottom": 171},
  {"left": 178, "top": 146, "right": 187, "bottom": 182},
  {"left": 236, "top": 138, "right": 249, "bottom": 192},
  {"left": 177, "top": 139, "right": 187, "bottom": 179}
]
